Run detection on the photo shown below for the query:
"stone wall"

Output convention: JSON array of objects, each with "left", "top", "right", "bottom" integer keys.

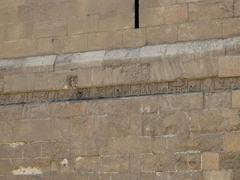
[
  {"left": 1, "top": 1, "right": 240, "bottom": 179},
  {"left": 0, "top": 0, "right": 240, "bottom": 58},
  {"left": 0, "top": 36, "right": 240, "bottom": 179}
]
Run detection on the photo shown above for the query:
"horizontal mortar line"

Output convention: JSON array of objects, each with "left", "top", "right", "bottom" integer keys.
[{"left": 0, "top": 77, "right": 240, "bottom": 105}]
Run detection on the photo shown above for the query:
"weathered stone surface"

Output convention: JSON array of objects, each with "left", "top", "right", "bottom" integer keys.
[
  {"left": 204, "top": 170, "right": 233, "bottom": 180},
  {"left": 224, "top": 132, "right": 240, "bottom": 152},
  {"left": 0, "top": 2, "right": 240, "bottom": 179},
  {"left": 202, "top": 152, "right": 220, "bottom": 170},
  {"left": 232, "top": 90, "right": 240, "bottom": 108},
  {"left": 219, "top": 56, "right": 240, "bottom": 77}
]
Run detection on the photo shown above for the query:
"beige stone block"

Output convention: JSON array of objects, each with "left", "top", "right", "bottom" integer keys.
[
  {"left": 98, "top": 12, "right": 133, "bottom": 31},
  {"left": 223, "top": 17, "right": 240, "bottom": 37},
  {"left": 150, "top": 56, "right": 218, "bottom": 82},
  {"left": 4, "top": 71, "right": 76, "bottom": 93},
  {"left": 0, "top": 120, "right": 15, "bottom": 143},
  {"left": 14, "top": 120, "right": 53, "bottom": 142},
  {"left": 159, "top": 93, "right": 203, "bottom": 111},
  {"left": 175, "top": 153, "right": 202, "bottom": 171},
  {"left": 33, "top": 21, "right": 67, "bottom": 38},
  {"left": 235, "top": 0, "right": 240, "bottom": 16},
  {"left": 146, "top": 24, "right": 177, "bottom": 44},
  {"left": 232, "top": 90, "right": 240, "bottom": 108},
  {"left": 74, "top": 156, "right": 99, "bottom": 172},
  {"left": 224, "top": 132, "right": 240, "bottom": 152},
  {"left": 178, "top": 20, "right": 222, "bottom": 41},
  {"left": 4, "top": 73, "right": 35, "bottom": 93},
  {"left": 140, "top": 4, "right": 188, "bottom": 27},
  {"left": 0, "top": 39, "right": 36, "bottom": 59},
  {"left": 0, "top": 25, "right": 4, "bottom": 42},
  {"left": 204, "top": 170, "right": 232, "bottom": 180},
  {"left": 64, "top": 34, "right": 88, "bottom": 53},
  {"left": 123, "top": 28, "right": 146, "bottom": 48},
  {"left": 100, "top": 155, "right": 129, "bottom": 172},
  {"left": 5, "top": 22, "right": 33, "bottom": 41},
  {"left": 218, "top": 56, "right": 240, "bottom": 77},
  {"left": 88, "top": 31, "right": 123, "bottom": 51},
  {"left": 68, "top": 15, "right": 98, "bottom": 35},
  {"left": 189, "top": 1, "right": 233, "bottom": 21},
  {"left": 188, "top": 109, "right": 240, "bottom": 133},
  {"left": 140, "top": 0, "right": 177, "bottom": 8},
  {"left": 204, "top": 92, "right": 231, "bottom": 108},
  {"left": 201, "top": 152, "right": 219, "bottom": 170},
  {"left": 36, "top": 37, "right": 65, "bottom": 54}
]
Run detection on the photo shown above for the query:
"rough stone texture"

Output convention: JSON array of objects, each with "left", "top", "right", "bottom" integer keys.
[
  {"left": 0, "top": 88, "right": 239, "bottom": 179},
  {"left": 1, "top": 1, "right": 240, "bottom": 180}
]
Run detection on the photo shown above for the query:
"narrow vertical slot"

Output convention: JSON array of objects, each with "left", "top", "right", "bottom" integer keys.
[{"left": 135, "top": 0, "right": 139, "bottom": 28}]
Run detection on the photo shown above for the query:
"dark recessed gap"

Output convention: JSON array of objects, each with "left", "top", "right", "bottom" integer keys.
[{"left": 135, "top": 0, "right": 139, "bottom": 29}]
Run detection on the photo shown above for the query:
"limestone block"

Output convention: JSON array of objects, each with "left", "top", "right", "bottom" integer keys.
[
  {"left": 36, "top": 37, "right": 65, "bottom": 54},
  {"left": 70, "top": 116, "right": 95, "bottom": 138},
  {"left": 100, "top": 155, "right": 129, "bottom": 172},
  {"left": 0, "top": 39, "right": 36, "bottom": 59},
  {"left": 94, "top": 115, "right": 130, "bottom": 138},
  {"left": 156, "top": 171, "right": 203, "bottom": 180},
  {"left": 142, "top": 111, "right": 189, "bottom": 137},
  {"left": 159, "top": 93, "right": 203, "bottom": 111},
  {"left": 175, "top": 153, "right": 201, "bottom": 171},
  {"left": 14, "top": 120, "right": 53, "bottom": 141},
  {"left": 188, "top": 109, "right": 240, "bottom": 133},
  {"left": 146, "top": 24, "right": 178, "bottom": 44},
  {"left": 0, "top": 104, "right": 23, "bottom": 121},
  {"left": 223, "top": 17, "right": 240, "bottom": 37},
  {"left": 64, "top": 34, "right": 88, "bottom": 53},
  {"left": 130, "top": 154, "right": 159, "bottom": 173},
  {"left": 235, "top": 0, "right": 240, "bottom": 16},
  {"left": 4, "top": 71, "right": 76, "bottom": 93},
  {"left": 100, "top": 137, "right": 129, "bottom": 155},
  {"left": 204, "top": 170, "right": 232, "bottom": 180},
  {"left": 201, "top": 152, "right": 219, "bottom": 170},
  {"left": 232, "top": 90, "right": 240, "bottom": 108},
  {"left": 23, "top": 103, "right": 50, "bottom": 120},
  {"left": 150, "top": 55, "right": 218, "bottom": 82},
  {"left": 178, "top": 20, "right": 222, "bottom": 41},
  {"left": 0, "top": 120, "right": 15, "bottom": 143},
  {"left": 68, "top": 15, "right": 98, "bottom": 35},
  {"left": 5, "top": 22, "right": 33, "bottom": 41},
  {"left": 123, "top": 28, "right": 146, "bottom": 48},
  {"left": 41, "top": 141, "right": 70, "bottom": 159},
  {"left": 0, "top": 159, "right": 12, "bottom": 175},
  {"left": 33, "top": 21, "right": 67, "bottom": 38},
  {"left": 204, "top": 92, "right": 231, "bottom": 108},
  {"left": 189, "top": 1, "right": 233, "bottom": 21},
  {"left": 88, "top": 31, "right": 123, "bottom": 51},
  {"left": 218, "top": 56, "right": 240, "bottom": 77},
  {"left": 140, "top": 4, "right": 188, "bottom": 27},
  {"left": 98, "top": 11, "right": 133, "bottom": 31},
  {"left": 71, "top": 137, "right": 101, "bottom": 156},
  {"left": 0, "top": 143, "right": 24, "bottom": 159},
  {"left": 224, "top": 132, "right": 240, "bottom": 152},
  {"left": 22, "top": 55, "right": 56, "bottom": 73},
  {"left": 74, "top": 156, "right": 99, "bottom": 173},
  {"left": 140, "top": 0, "right": 176, "bottom": 8}
]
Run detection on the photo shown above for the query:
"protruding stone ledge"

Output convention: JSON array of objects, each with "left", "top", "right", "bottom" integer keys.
[{"left": 0, "top": 36, "right": 240, "bottom": 94}]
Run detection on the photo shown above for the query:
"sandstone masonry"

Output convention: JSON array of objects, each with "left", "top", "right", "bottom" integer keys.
[{"left": 1, "top": 0, "right": 240, "bottom": 180}]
